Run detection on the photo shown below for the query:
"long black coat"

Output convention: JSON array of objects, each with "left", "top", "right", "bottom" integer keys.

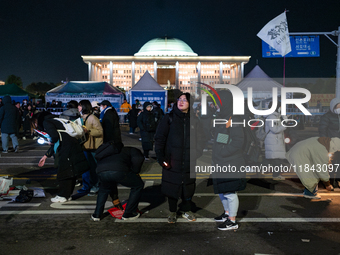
[
  {"left": 0, "top": 96, "right": 20, "bottom": 134},
  {"left": 127, "top": 104, "right": 141, "bottom": 129},
  {"left": 137, "top": 102, "right": 157, "bottom": 151},
  {"left": 154, "top": 106, "right": 205, "bottom": 199},
  {"left": 101, "top": 107, "right": 123, "bottom": 148},
  {"left": 212, "top": 90, "right": 246, "bottom": 194},
  {"left": 43, "top": 115, "right": 89, "bottom": 181},
  {"left": 319, "top": 111, "right": 340, "bottom": 138}
]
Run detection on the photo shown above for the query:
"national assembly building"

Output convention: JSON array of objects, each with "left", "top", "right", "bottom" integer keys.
[{"left": 81, "top": 37, "right": 251, "bottom": 92}]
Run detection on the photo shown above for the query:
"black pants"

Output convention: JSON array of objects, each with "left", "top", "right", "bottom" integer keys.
[
  {"left": 168, "top": 188, "right": 192, "bottom": 213},
  {"left": 58, "top": 177, "right": 77, "bottom": 198},
  {"left": 94, "top": 171, "right": 144, "bottom": 217}
]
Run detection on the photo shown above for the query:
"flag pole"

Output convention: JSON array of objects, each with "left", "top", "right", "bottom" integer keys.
[{"left": 283, "top": 55, "right": 286, "bottom": 87}]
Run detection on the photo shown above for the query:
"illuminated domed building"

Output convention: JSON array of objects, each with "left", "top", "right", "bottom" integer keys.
[{"left": 81, "top": 37, "right": 250, "bottom": 92}]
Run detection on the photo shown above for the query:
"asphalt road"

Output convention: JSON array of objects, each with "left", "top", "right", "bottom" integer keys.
[{"left": 1, "top": 127, "right": 340, "bottom": 255}]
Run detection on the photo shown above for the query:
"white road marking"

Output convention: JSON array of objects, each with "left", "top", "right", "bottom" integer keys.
[{"left": 0, "top": 163, "right": 54, "bottom": 165}]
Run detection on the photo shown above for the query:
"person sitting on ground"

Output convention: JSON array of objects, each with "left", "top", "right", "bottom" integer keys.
[
  {"left": 91, "top": 144, "right": 144, "bottom": 221},
  {"left": 286, "top": 136, "right": 339, "bottom": 199}
]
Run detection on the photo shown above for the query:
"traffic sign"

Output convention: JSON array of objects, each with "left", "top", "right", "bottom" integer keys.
[{"left": 262, "top": 35, "right": 320, "bottom": 58}]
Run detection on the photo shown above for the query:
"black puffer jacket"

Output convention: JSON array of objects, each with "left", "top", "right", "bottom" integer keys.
[
  {"left": 154, "top": 105, "right": 205, "bottom": 199},
  {"left": 0, "top": 96, "right": 20, "bottom": 134},
  {"left": 43, "top": 115, "right": 89, "bottom": 180},
  {"left": 137, "top": 102, "right": 157, "bottom": 151},
  {"left": 101, "top": 107, "right": 123, "bottom": 149},
  {"left": 212, "top": 90, "right": 247, "bottom": 194},
  {"left": 319, "top": 98, "right": 340, "bottom": 138},
  {"left": 95, "top": 145, "right": 144, "bottom": 174}
]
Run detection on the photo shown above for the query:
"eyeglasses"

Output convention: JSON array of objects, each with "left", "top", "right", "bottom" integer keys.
[{"left": 177, "top": 99, "right": 188, "bottom": 103}]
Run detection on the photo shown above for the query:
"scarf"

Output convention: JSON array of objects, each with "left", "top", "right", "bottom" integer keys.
[{"left": 99, "top": 106, "right": 112, "bottom": 123}]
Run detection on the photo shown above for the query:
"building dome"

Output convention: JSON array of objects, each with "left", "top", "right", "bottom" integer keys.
[{"left": 134, "top": 37, "right": 198, "bottom": 57}]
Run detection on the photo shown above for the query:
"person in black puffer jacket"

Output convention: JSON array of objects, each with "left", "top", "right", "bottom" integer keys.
[
  {"left": 319, "top": 98, "right": 340, "bottom": 138},
  {"left": 0, "top": 95, "right": 20, "bottom": 153},
  {"left": 212, "top": 90, "right": 247, "bottom": 231},
  {"left": 137, "top": 102, "right": 157, "bottom": 160},
  {"left": 155, "top": 93, "right": 205, "bottom": 223},
  {"left": 34, "top": 111, "right": 90, "bottom": 203},
  {"left": 92, "top": 144, "right": 144, "bottom": 221},
  {"left": 127, "top": 104, "right": 141, "bottom": 134}
]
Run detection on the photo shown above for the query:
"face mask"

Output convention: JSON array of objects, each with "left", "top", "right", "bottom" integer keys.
[
  {"left": 100, "top": 106, "right": 104, "bottom": 112},
  {"left": 334, "top": 108, "right": 340, "bottom": 114}
]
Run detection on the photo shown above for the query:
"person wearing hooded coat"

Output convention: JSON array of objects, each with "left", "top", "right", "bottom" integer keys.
[
  {"left": 35, "top": 111, "right": 90, "bottom": 202},
  {"left": 0, "top": 95, "right": 20, "bottom": 153},
  {"left": 319, "top": 98, "right": 340, "bottom": 138},
  {"left": 127, "top": 104, "right": 141, "bottom": 134},
  {"left": 212, "top": 90, "right": 247, "bottom": 231},
  {"left": 264, "top": 101, "right": 287, "bottom": 180},
  {"left": 137, "top": 102, "right": 157, "bottom": 159},
  {"left": 155, "top": 93, "right": 205, "bottom": 223}
]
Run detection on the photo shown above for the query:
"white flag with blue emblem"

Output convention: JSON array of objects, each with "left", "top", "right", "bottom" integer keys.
[{"left": 257, "top": 12, "right": 291, "bottom": 56}]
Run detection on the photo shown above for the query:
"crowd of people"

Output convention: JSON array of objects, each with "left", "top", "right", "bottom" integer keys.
[{"left": 1, "top": 94, "right": 340, "bottom": 231}]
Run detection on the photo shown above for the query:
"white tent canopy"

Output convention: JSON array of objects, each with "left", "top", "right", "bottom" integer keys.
[
  {"left": 236, "top": 65, "right": 283, "bottom": 100},
  {"left": 129, "top": 71, "right": 168, "bottom": 111}
]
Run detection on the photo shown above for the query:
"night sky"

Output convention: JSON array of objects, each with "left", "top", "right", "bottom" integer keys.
[{"left": 1, "top": 0, "right": 340, "bottom": 87}]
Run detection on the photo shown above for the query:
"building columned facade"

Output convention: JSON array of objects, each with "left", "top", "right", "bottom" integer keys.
[{"left": 81, "top": 37, "right": 251, "bottom": 92}]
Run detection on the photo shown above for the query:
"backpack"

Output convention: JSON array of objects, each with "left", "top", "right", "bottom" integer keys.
[{"left": 55, "top": 117, "right": 86, "bottom": 142}]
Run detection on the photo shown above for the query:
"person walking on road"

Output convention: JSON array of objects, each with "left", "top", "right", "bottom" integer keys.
[
  {"left": 0, "top": 95, "right": 20, "bottom": 153},
  {"left": 77, "top": 100, "right": 103, "bottom": 194},
  {"left": 155, "top": 93, "right": 205, "bottom": 223},
  {"left": 34, "top": 111, "right": 89, "bottom": 202},
  {"left": 319, "top": 98, "right": 340, "bottom": 138},
  {"left": 127, "top": 104, "right": 141, "bottom": 134},
  {"left": 212, "top": 90, "right": 247, "bottom": 231},
  {"left": 137, "top": 102, "right": 157, "bottom": 160}
]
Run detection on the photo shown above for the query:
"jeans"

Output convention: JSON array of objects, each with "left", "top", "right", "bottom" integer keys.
[
  {"left": 1, "top": 133, "right": 19, "bottom": 151},
  {"left": 219, "top": 192, "right": 239, "bottom": 217},
  {"left": 129, "top": 127, "right": 136, "bottom": 133},
  {"left": 93, "top": 171, "right": 144, "bottom": 217}
]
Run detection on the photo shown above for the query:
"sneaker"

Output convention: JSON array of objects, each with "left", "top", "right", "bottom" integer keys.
[
  {"left": 32, "top": 136, "right": 39, "bottom": 140},
  {"left": 168, "top": 212, "right": 177, "bottom": 223},
  {"left": 303, "top": 193, "right": 321, "bottom": 199},
  {"left": 2, "top": 150, "right": 8, "bottom": 153},
  {"left": 91, "top": 214, "right": 100, "bottom": 222},
  {"left": 144, "top": 157, "right": 150, "bottom": 161},
  {"left": 273, "top": 175, "right": 285, "bottom": 181},
  {"left": 181, "top": 211, "right": 196, "bottom": 222},
  {"left": 203, "top": 148, "right": 208, "bottom": 152},
  {"left": 326, "top": 184, "right": 334, "bottom": 191},
  {"left": 75, "top": 180, "right": 82, "bottom": 187},
  {"left": 22, "top": 136, "right": 26, "bottom": 140},
  {"left": 218, "top": 219, "right": 238, "bottom": 231},
  {"left": 122, "top": 212, "right": 140, "bottom": 220},
  {"left": 88, "top": 186, "right": 99, "bottom": 196},
  {"left": 129, "top": 132, "right": 133, "bottom": 134},
  {"left": 214, "top": 212, "right": 229, "bottom": 223},
  {"left": 51, "top": 195, "right": 68, "bottom": 203},
  {"left": 14, "top": 146, "right": 19, "bottom": 153}
]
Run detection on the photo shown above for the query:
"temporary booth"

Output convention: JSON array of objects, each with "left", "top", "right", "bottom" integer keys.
[
  {"left": 129, "top": 71, "right": 167, "bottom": 112},
  {"left": 0, "top": 83, "right": 30, "bottom": 103},
  {"left": 236, "top": 65, "right": 283, "bottom": 100},
  {"left": 45, "top": 81, "right": 124, "bottom": 109}
]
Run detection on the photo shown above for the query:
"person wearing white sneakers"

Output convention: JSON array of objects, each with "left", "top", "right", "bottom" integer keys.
[{"left": 34, "top": 111, "right": 90, "bottom": 203}]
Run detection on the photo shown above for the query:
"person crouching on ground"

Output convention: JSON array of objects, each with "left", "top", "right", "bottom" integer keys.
[
  {"left": 286, "top": 137, "right": 340, "bottom": 199},
  {"left": 34, "top": 111, "right": 90, "bottom": 202},
  {"left": 154, "top": 93, "right": 205, "bottom": 223},
  {"left": 91, "top": 144, "right": 144, "bottom": 221}
]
